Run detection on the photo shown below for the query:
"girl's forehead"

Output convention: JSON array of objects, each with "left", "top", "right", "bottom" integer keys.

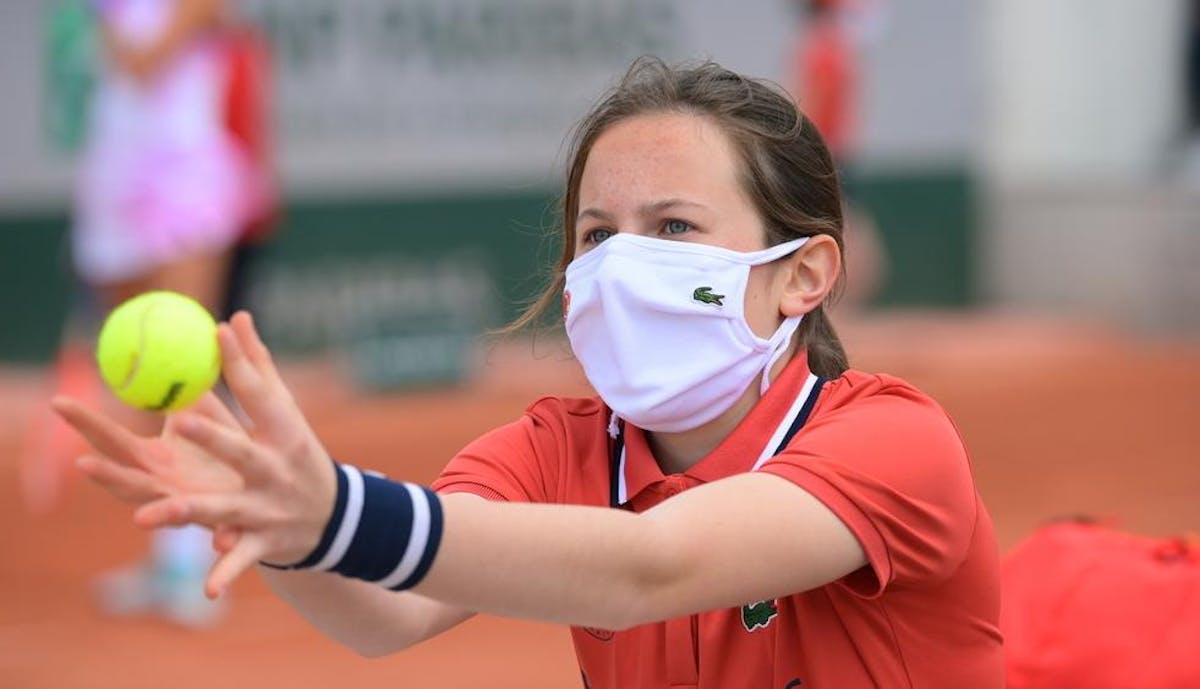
[
  {"left": 589, "top": 113, "right": 733, "bottom": 165},
  {"left": 580, "top": 114, "right": 743, "bottom": 205}
]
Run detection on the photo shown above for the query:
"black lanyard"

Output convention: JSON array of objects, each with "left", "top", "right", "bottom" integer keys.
[{"left": 608, "top": 377, "right": 827, "bottom": 508}]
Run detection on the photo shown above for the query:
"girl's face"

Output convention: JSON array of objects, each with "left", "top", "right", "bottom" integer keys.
[{"left": 575, "top": 112, "right": 791, "bottom": 339}]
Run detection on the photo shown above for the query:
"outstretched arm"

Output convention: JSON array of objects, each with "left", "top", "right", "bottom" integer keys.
[
  {"left": 59, "top": 310, "right": 867, "bottom": 632},
  {"left": 420, "top": 473, "right": 864, "bottom": 629},
  {"left": 54, "top": 391, "right": 475, "bottom": 657},
  {"left": 259, "top": 567, "right": 475, "bottom": 657},
  {"left": 108, "top": 313, "right": 866, "bottom": 631}
]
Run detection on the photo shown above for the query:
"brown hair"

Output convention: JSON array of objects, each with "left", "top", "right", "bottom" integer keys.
[{"left": 507, "top": 56, "right": 849, "bottom": 379}]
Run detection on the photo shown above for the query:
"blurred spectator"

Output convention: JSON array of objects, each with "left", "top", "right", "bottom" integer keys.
[
  {"left": 1180, "top": 0, "right": 1200, "bottom": 182},
  {"left": 790, "top": 0, "right": 887, "bottom": 313},
  {"left": 21, "top": 0, "right": 273, "bottom": 629},
  {"left": 1189, "top": 1, "right": 1200, "bottom": 133}
]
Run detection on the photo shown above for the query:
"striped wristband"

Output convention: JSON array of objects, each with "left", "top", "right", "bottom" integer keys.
[{"left": 264, "top": 463, "right": 444, "bottom": 591}]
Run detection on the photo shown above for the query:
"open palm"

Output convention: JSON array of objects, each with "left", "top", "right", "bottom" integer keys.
[
  {"left": 54, "top": 312, "right": 338, "bottom": 598},
  {"left": 53, "top": 392, "right": 246, "bottom": 504}
]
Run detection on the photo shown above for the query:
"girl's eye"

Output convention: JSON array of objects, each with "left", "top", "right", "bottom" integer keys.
[
  {"left": 663, "top": 219, "right": 692, "bottom": 235},
  {"left": 583, "top": 228, "right": 614, "bottom": 245}
]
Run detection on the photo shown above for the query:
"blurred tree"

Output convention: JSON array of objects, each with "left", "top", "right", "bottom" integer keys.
[{"left": 45, "top": 0, "right": 98, "bottom": 153}]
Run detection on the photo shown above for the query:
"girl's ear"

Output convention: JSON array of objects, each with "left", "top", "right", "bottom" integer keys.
[{"left": 779, "top": 234, "right": 841, "bottom": 317}]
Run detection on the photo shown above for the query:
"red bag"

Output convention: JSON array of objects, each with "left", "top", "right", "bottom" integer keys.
[
  {"left": 1002, "top": 521, "right": 1200, "bottom": 689},
  {"left": 222, "top": 25, "right": 278, "bottom": 244}
]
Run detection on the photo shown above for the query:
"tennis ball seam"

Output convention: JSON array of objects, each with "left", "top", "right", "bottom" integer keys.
[
  {"left": 123, "top": 300, "right": 190, "bottom": 412},
  {"left": 117, "top": 300, "right": 155, "bottom": 394}
]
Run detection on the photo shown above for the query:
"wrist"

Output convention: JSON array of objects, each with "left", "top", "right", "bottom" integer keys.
[
  {"left": 261, "top": 459, "right": 344, "bottom": 569},
  {"left": 261, "top": 462, "right": 444, "bottom": 592}
]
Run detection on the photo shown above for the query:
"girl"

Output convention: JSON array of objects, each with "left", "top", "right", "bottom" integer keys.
[{"left": 55, "top": 58, "right": 1003, "bottom": 686}]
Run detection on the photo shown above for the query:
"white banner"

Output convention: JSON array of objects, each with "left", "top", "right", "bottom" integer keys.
[
  {"left": 239, "top": 0, "right": 800, "bottom": 195},
  {"left": 1, "top": 0, "right": 798, "bottom": 206}
]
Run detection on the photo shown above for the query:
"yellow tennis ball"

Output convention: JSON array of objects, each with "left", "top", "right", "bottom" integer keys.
[{"left": 96, "top": 291, "right": 221, "bottom": 412}]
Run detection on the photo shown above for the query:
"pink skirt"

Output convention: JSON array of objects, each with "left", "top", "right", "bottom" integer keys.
[{"left": 72, "top": 129, "right": 254, "bottom": 285}]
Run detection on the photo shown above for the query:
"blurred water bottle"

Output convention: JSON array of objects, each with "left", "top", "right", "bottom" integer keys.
[{"left": 45, "top": 0, "right": 98, "bottom": 153}]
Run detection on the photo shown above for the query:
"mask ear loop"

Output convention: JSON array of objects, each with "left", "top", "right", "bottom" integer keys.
[
  {"left": 753, "top": 236, "right": 812, "bottom": 395},
  {"left": 759, "top": 315, "right": 804, "bottom": 395},
  {"left": 750, "top": 236, "right": 811, "bottom": 264}
]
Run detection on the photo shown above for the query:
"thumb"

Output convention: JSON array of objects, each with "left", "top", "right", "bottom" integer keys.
[
  {"left": 211, "top": 525, "right": 241, "bottom": 554},
  {"left": 206, "top": 532, "right": 268, "bottom": 599}
]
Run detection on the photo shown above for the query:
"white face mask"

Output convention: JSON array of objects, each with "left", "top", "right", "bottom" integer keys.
[{"left": 564, "top": 232, "right": 810, "bottom": 433}]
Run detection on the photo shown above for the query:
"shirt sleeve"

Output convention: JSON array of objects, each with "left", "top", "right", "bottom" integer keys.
[
  {"left": 431, "top": 396, "right": 567, "bottom": 504},
  {"left": 759, "top": 379, "right": 979, "bottom": 598}
]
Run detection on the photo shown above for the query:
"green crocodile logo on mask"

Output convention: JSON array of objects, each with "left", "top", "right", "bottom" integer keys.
[
  {"left": 692, "top": 286, "right": 725, "bottom": 306},
  {"left": 741, "top": 599, "right": 779, "bottom": 632}
]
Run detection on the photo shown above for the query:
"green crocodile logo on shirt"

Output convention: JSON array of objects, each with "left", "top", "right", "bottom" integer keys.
[
  {"left": 741, "top": 599, "right": 779, "bottom": 632},
  {"left": 693, "top": 286, "right": 725, "bottom": 306}
]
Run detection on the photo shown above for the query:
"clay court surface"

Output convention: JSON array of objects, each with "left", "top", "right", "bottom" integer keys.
[{"left": 2, "top": 313, "right": 1197, "bottom": 688}]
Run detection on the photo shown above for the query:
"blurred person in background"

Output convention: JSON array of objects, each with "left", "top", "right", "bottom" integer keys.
[
  {"left": 1180, "top": 0, "right": 1200, "bottom": 181},
  {"left": 790, "top": 0, "right": 887, "bottom": 313},
  {"left": 23, "top": 0, "right": 105, "bottom": 516},
  {"left": 21, "top": 0, "right": 273, "bottom": 628}
]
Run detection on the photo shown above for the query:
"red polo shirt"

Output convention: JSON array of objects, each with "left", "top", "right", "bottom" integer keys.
[{"left": 433, "top": 354, "right": 1003, "bottom": 688}]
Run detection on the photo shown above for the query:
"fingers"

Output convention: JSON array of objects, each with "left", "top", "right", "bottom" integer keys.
[
  {"left": 219, "top": 313, "right": 314, "bottom": 451},
  {"left": 212, "top": 526, "right": 241, "bottom": 554},
  {"left": 51, "top": 397, "right": 145, "bottom": 468},
  {"left": 163, "top": 392, "right": 246, "bottom": 441},
  {"left": 76, "top": 454, "right": 170, "bottom": 504},
  {"left": 217, "top": 322, "right": 274, "bottom": 422},
  {"left": 134, "top": 492, "right": 252, "bottom": 530},
  {"left": 189, "top": 392, "right": 246, "bottom": 431},
  {"left": 218, "top": 318, "right": 299, "bottom": 442},
  {"left": 206, "top": 533, "right": 267, "bottom": 599},
  {"left": 230, "top": 312, "right": 282, "bottom": 384},
  {"left": 172, "top": 413, "right": 275, "bottom": 484},
  {"left": 132, "top": 494, "right": 276, "bottom": 598}
]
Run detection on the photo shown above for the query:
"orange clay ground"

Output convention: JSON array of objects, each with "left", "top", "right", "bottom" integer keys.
[{"left": 1, "top": 313, "right": 1197, "bottom": 689}]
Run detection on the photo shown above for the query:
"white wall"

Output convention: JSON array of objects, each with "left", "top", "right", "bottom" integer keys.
[
  {"left": 859, "top": 0, "right": 985, "bottom": 168},
  {"left": 981, "top": 0, "right": 1199, "bottom": 332},
  {"left": 984, "top": 0, "right": 1186, "bottom": 186}
]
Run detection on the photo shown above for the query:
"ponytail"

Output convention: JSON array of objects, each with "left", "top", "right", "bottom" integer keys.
[{"left": 800, "top": 305, "right": 848, "bottom": 379}]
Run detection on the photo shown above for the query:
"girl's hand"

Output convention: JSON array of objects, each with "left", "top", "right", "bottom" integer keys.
[
  {"left": 144, "top": 312, "right": 338, "bottom": 597},
  {"left": 54, "top": 388, "right": 250, "bottom": 566},
  {"left": 56, "top": 312, "right": 338, "bottom": 598},
  {"left": 53, "top": 391, "right": 246, "bottom": 505}
]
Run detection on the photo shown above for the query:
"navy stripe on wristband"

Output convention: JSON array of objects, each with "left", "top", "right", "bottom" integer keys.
[
  {"left": 314, "top": 465, "right": 366, "bottom": 571},
  {"left": 331, "top": 469, "right": 415, "bottom": 582},
  {"left": 270, "top": 462, "right": 444, "bottom": 592},
  {"left": 332, "top": 475, "right": 444, "bottom": 590},
  {"left": 386, "top": 483, "right": 444, "bottom": 590}
]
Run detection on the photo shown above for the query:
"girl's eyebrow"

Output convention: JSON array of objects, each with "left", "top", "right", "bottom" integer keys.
[{"left": 577, "top": 198, "right": 708, "bottom": 223}]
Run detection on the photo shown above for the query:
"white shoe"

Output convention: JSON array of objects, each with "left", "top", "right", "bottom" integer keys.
[
  {"left": 94, "top": 561, "right": 226, "bottom": 629},
  {"left": 156, "top": 562, "right": 226, "bottom": 629}
]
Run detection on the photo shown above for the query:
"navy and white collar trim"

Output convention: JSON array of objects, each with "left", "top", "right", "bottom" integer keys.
[{"left": 609, "top": 373, "right": 826, "bottom": 507}]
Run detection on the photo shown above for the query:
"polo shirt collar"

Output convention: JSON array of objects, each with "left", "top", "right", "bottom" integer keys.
[{"left": 609, "top": 353, "right": 825, "bottom": 507}]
